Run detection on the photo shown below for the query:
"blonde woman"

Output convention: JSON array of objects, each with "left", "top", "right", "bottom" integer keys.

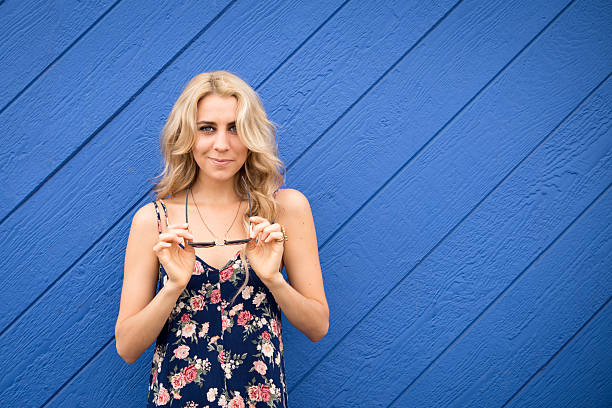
[{"left": 115, "top": 71, "right": 329, "bottom": 407}]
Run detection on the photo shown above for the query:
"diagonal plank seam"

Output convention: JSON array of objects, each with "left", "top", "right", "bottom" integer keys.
[
  {"left": 0, "top": 188, "right": 152, "bottom": 338},
  {"left": 501, "top": 295, "right": 612, "bottom": 407},
  {"left": 386, "top": 179, "right": 612, "bottom": 407},
  {"left": 0, "top": 0, "right": 355, "bottom": 397},
  {"left": 383, "top": 78, "right": 612, "bottom": 406},
  {"left": 0, "top": 0, "right": 352, "bottom": 337},
  {"left": 284, "top": 0, "right": 464, "bottom": 171},
  {"left": 0, "top": 0, "right": 352, "bottom": 228},
  {"left": 288, "top": 0, "right": 581, "bottom": 394},
  {"left": 42, "top": 335, "right": 118, "bottom": 407},
  {"left": 0, "top": 0, "right": 124, "bottom": 116},
  {"left": 0, "top": 0, "right": 238, "bottom": 227}
]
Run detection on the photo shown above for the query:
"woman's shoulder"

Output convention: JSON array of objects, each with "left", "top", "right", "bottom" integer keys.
[
  {"left": 132, "top": 201, "right": 161, "bottom": 233},
  {"left": 274, "top": 188, "right": 312, "bottom": 217},
  {"left": 133, "top": 195, "right": 176, "bottom": 232}
]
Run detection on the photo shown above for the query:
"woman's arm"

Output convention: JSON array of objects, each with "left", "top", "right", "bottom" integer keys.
[
  {"left": 262, "top": 189, "right": 329, "bottom": 342},
  {"left": 114, "top": 203, "right": 189, "bottom": 364}
]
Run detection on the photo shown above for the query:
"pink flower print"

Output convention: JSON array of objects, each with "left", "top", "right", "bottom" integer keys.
[
  {"left": 218, "top": 350, "right": 225, "bottom": 364},
  {"left": 210, "top": 288, "right": 221, "bottom": 304},
  {"left": 253, "top": 360, "right": 267, "bottom": 376},
  {"left": 180, "top": 313, "right": 190, "bottom": 323},
  {"left": 171, "top": 372, "right": 186, "bottom": 389},
  {"left": 155, "top": 383, "right": 170, "bottom": 405},
  {"left": 173, "top": 345, "right": 190, "bottom": 360},
  {"left": 271, "top": 318, "right": 281, "bottom": 336},
  {"left": 237, "top": 310, "right": 252, "bottom": 326},
  {"left": 193, "top": 261, "right": 204, "bottom": 275},
  {"left": 253, "top": 293, "right": 266, "bottom": 307},
  {"left": 190, "top": 295, "right": 205, "bottom": 311},
  {"left": 261, "top": 331, "right": 271, "bottom": 341},
  {"left": 248, "top": 385, "right": 261, "bottom": 401},
  {"left": 261, "top": 342, "right": 274, "bottom": 358},
  {"left": 183, "top": 365, "right": 197, "bottom": 383},
  {"left": 229, "top": 303, "right": 243, "bottom": 316},
  {"left": 228, "top": 394, "right": 245, "bottom": 408},
  {"left": 199, "top": 322, "right": 209, "bottom": 337},
  {"left": 219, "top": 265, "right": 234, "bottom": 282},
  {"left": 259, "top": 384, "right": 271, "bottom": 402},
  {"left": 222, "top": 315, "right": 231, "bottom": 331},
  {"left": 182, "top": 322, "right": 196, "bottom": 338}
]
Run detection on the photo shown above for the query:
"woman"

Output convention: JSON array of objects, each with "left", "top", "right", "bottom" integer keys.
[{"left": 115, "top": 71, "right": 329, "bottom": 407}]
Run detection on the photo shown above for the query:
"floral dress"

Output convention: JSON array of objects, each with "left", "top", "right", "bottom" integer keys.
[{"left": 147, "top": 200, "right": 289, "bottom": 408}]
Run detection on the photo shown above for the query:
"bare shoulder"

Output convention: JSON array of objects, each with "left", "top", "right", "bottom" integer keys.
[
  {"left": 132, "top": 201, "right": 160, "bottom": 235},
  {"left": 275, "top": 188, "right": 311, "bottom": 219}
]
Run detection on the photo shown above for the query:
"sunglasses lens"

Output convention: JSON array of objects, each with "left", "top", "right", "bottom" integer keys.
[
  {"left": 225, "top": 238, "right": 251, "bottom": 245},
  {"left": 189, "top": 242, "right": 215, "bottom": 248}
]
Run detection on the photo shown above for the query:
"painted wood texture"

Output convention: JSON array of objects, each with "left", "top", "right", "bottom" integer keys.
[{"left": 0, "top": 0, "right": 610, "bottom": 407}]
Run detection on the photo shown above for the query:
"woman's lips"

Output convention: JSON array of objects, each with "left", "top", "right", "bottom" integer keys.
[{"left": 210, "top": 158, "right": 232, "bottom": 166}]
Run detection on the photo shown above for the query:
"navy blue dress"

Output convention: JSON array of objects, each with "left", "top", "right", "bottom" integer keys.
[{"left": 147, "top": 200, "right": 288, "bottom": 407}]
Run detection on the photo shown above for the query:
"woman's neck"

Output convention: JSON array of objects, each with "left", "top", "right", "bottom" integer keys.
[{"left": 189, "top": 174, "right": 241, "bottom": 206}]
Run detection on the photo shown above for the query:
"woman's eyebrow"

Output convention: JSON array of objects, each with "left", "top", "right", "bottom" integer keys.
[{"left": 196, "top": 120, "right": 236, "bottom": 125}]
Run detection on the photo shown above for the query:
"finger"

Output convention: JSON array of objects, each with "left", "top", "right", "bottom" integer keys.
[
  {"left": 159, "top": 231, "right": 182, "bottom": 245},
  {"left": 161, "top": 229, "right": 194, "bottom": 244},
  {"left": 262, "top": 223, "right": 282, "bottom": 233},
  {"left": 153, "top": 241, "right": 172, "bottom": 253},
  {"left": 249, "top": 216, "right": 268, "bottom": 223},
  {"left": 264, "top": 231, "right": 284, "bottom": 243},
  {"left": 260, "top": 223, "right": 281, "bottom": 241},
  {"left": 173, "top": 229, "right": 195, "bottom": 241},
  {"left": 168, "top": 222, "right": 189, "bottom": 229},
  {"left": 251, "top": 220, "right": 271, "bottom": 238}
]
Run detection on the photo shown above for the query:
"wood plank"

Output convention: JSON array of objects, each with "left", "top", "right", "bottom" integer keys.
[
  {"left": 507, "top": 299, "right": 612, "bottom": 408},
  {"left": 291, "top": 76, "right": 612, "bottom": 406},
  {"left": 0, "top": 0, "right": 116, "bottom": 109},
  {"left": 0, "top": 0, "right": 449, "bottom": 340},
  {"left": 0, "top": 1, "right": 344, "bottom": 406},
  {"left": 391, "top": 187, "right": 612, "bottom": 407},
  {"left": 48, "top": 338, "right": 154, "bottom": 407},
  {"left": 393, "top": 121, "right": 612, "bottom": 406},
  {"left": 0, "top": 0, "right": 233, "bottom": 220},
  {"left": 285, "top": 0, "right": 587, "bottom": 388},
  {"left": 285, "top": 0, "right": 612, "bottom": 405}
]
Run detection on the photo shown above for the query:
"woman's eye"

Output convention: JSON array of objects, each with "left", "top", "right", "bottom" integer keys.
[
  {"left": 229, "top": 126, "right": 237, "bottom": 133},
  {"left": 200, "top": 126, "right": 214, "bottom": 132}
]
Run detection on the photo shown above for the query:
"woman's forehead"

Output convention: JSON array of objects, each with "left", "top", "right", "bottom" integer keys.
[{"left": 197, "top": 94, "right": 237, "bottom": 121}]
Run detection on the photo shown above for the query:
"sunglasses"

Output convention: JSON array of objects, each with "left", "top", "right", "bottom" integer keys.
[{"left": 185, "top": 175, "right": 253, "bottom": 248}]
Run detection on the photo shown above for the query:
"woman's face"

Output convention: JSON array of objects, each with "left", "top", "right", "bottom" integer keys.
[{"left": 193, "top": 94, "right": 248, "bottom": 182}]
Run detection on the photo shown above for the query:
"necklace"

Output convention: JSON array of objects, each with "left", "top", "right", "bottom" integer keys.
[{"left": 190, "top": 189, "right": 242, "bottom": 242}]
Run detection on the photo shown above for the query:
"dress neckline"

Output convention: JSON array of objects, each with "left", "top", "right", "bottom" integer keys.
[{"left": 178, "top": 243, "right": 242, "bottom": 272}]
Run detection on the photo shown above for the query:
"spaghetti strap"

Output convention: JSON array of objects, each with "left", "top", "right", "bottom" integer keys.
[{"left": 152, "top": 200, "right": 169, "bottom": 234}]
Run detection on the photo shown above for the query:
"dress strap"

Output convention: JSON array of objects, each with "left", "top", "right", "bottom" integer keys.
[{"left": 152, "top": 200, "right": 169, "bottom": 234}]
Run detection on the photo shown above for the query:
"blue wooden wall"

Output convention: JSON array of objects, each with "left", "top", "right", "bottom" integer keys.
[{"left": 1, "top": 0, "right": 610, "bottom": 406}]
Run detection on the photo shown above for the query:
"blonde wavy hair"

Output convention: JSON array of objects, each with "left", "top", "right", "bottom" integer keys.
[{"left": 151, "top": 70, "right": 286, "bottom": 305}]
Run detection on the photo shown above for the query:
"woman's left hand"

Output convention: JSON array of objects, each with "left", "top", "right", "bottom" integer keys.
[{"left": 245, "top": 216, "right": 285, "bottom": 285}]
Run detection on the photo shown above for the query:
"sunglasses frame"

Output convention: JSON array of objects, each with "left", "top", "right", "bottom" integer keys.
[{"left": 185, "top": 175, "right": 253, "bottom": 248}]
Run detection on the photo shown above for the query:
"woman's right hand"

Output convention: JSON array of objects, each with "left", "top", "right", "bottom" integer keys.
[{"left": 153, "top": 222, "right": 196, "bottom": 290}]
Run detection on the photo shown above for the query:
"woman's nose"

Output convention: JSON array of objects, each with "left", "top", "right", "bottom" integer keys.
[{"left": 213, "top": 130, "right": 230, "bottom": 150}]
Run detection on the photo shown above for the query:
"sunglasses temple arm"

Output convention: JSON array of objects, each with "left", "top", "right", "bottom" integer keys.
[
  {"left": 242, "top": 175, "right": 251, "bottom": 218},
  {"left": 185, "top": 184, "right": 190, "bottom": 224}
]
